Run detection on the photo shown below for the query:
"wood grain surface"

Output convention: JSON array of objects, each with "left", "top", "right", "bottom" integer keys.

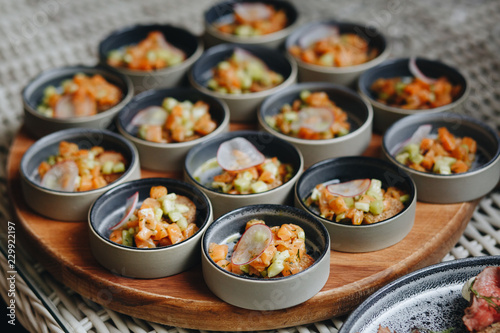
[{"left": 7, "top": 126, "right": 479, "bottom": 331}]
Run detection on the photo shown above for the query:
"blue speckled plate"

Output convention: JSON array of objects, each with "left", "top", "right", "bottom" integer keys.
[{"left": 340, "top": 256, "right": 500, "bottom": 333}]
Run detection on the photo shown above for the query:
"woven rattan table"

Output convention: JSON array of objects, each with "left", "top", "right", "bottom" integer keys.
[{"left": 1, "top": 0, "right": 499, "bottom": 332}]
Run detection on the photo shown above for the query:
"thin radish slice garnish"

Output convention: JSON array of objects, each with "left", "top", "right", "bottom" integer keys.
[
  {"left": 298, "top": 25, "right": 340, "bottom": 49},
  {"left": 233, "top": 47, "right": 268, "bottom": 69},
  {"left": 40, "top": 160, "right": 79, "bottom": 192},
  {"left": 231, "top": 224, "right": 273, "bottom": 266},
  {"left": 110, "top": 191, "right": 139, "bottom": 231},
  {"left": 233, "top": 2, "right": 272, "bottom": 22},
  {"left": 131, "top": 106, "right": 168, "bottom": 126},
  {"left": 217, "top": 137, "right": 265, "bottom": 171},
  {"left": 326, "top": 179, "right": 371, "bottom": 197},
  {"left": 409, "top": 57, "right": 437, "bottom": 85},
  {"left": 54, "top": 95, "right": 76, "bottom": 119},
  {"left": 390, "top": 124, "right": 433, "bottom": 156},
  {"left": 290, "top": 107, "right": 334, "bottom": 133}
]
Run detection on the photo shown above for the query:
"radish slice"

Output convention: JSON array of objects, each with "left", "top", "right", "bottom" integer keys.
[
  {"left": 233, "top": 3, "right": 272, "bottom": 22},
  {"left": 326, "top": 179, "right": 371, "bottom": 197},
  {"left": 233, "top": 47, "right": 268, "bottom": 69},
  {"left": 390, "top": 124, "right": 432, "bottom": 156},
  {"left": 217, "top": 137, "right": 265, "bottom": 171},
  {"left": 131, "top": 106, "right": 168, "bottom": 126},
  {"left": 298, "top": 25, "right": 339, "bottom": 49},
  {"left": 409, "top": 57, "right": 437, "bottom": 85},
  {"left": 231, "top": 224, "right": 273, "bottom": 266},
  {"left": 40, "top": 160, "right": 79, "bottom": 192},
  {"left": 110, "top": 191, "right": 139, "bottom": 231},
  {"left": 54, "top": 94, "right": 95, "bottom": 118},
  {"left": 97, "top": 151, "right": 125, "bottom": 164},
  {"left": 290, "top": 107, "right": 334, "bottom": 133},
  {"left": 54, "top": 95, "right": 76, "bottom": 119}
]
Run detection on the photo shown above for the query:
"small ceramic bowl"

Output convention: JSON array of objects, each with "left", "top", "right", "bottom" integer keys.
[
  {"left": 382, "top": 112, "right": 500, "bottom": 204},
  {"left": 258, "top": 82, "right": 373, "bottom": 168},
  {"left": 20, "top": 128, "right": 141, "bottom": 222},
  {"left": 189, "top": 43, "right": 297, "bottom": 122},
  {"left": 88, "top": 178, "right": 213, "bottom": 278},
  {"left": 285, "top": 20, "right": 390, "bottom": 87},
  {"left": 358, "top": 57, "right": 470, "bottom": 133},
  {"left": 201, "top": 204, "right": 330, "bottom": 310},
  {"left": 184, "top": 130, "right": 304, "bottom": 218},
  {"left": 295, "top": 156, "right": 417, "bottom": 252},
  {"left": 203, "top": 0, "right": 299, "bottom": 49},
  {"left": 117, "top": 87, "right": 230, "bottom": 172},
  {"left": 98, "top": 24, "right": 204, "bottom": 93},
  {"left": 22, "top": 65, "right": 133, "bottom": 139}
]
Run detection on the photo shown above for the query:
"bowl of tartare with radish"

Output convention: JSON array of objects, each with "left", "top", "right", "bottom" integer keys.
[
  {"left": 295, "top": 156, "right": 416, "bottom": 252},
  {"left": 184, "top": 130, "right": 303, "bottom": 218},
  {"left": 88, "top": 177, "right": 213, "bottom": 278},
  {"left": 358, "top": 57, "right": 470, "bottom": 133},
  {"left": 201, "top": 204, "right": 329, "bottom": 310}
]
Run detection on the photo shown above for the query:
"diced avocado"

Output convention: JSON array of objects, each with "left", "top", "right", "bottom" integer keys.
[
  {"left": 250, "top": 181, "right": 268, "bottom": 193},
  {"left": 369, "top": 200, "right": 384, "bottom": 215},
  {"left": 354, "top": 201, "right": 370, "bottom": 212}
]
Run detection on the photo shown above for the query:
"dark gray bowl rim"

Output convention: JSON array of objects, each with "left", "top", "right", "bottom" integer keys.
[
  {"left": 20, "top": 128, "right": 138, "bottom": 195},
  {"left": 259, "top": 81, "right": 372, "bottom": 143},
  {"left": 285, "top": 19, "right": 390, "bottom": 72},
  {"left": 22, "top": 64, "right": 133, "bottom": 123},
  {"left": 358, "top": 57, "right": 470, "bottom": 114},
  {"left": 202, "top": 203, "right": 330, "bottom": 281},
  {"left": 184, "top": 129, "right": 303, "bottom": 197},
  {"left": 98, "top": 23, "right": 203, "bottom": 74},
  {"left": 189, "top": 43, "right": 297, "bottom": 99},
  {"left": 382, "top": 112, "right": 500, "bottom": 178},
  {"left": 89, "top": 177, "right": 212, "bottom": 251},
  {"left": 117, "top": 87, "right": 230, "bottom": 147},
  {"left": 295, "top": 156, "right": 416, "bottom": 228},
  {"left": 204, "top": 0, "right": 299, "bottom": 39},
  {"left": 339, "top": 255, "right": 500, "bottom": 333}
]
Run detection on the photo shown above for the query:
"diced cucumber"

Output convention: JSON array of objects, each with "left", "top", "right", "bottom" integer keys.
[
  {"left": 112, "top": 162, "right": 125, "bottom": 173},
  {"left": 168, "top": 211, "right": 183, "bottom": 223},
  {"left": 265, "top": 115, "right": 277, "bottom": 129},
  {"left": 319, "top": 53, "right": 334, "bottom": 66},
  {"left": 267, "top": 251, "right": 290, "bottom": 278},
  {"left": 366, "top": 179, "right": 383, "bottom": 200},
  {"left": 404, "top": 143, "right": 420, "bottom": 157},
  {"left": 154, "top": 207, "right": 163, "bottom": 221},
  {"left": 101, "top": 161, "right": 114, "bottom": 175},
  {"left": 175, "top": 203, "right": 189, "bottom": 214},
  {"left": 409, "top": 153, "right": 424, "bottom": 164},
  {"left": 217, "top": 61, "right": 231, "bottom": 71},
  {"left": 300, "top": 90, "right": 311, "bottom": 101},
  {"left": 343, "top": 197, "right": 354, "bottom": 208},
  {"left": 234, "top": 25, "right": 254, "bottom": 36},
  {"left": 207, "top": 79, "right": 219, "bottom": 90},
  {"left": 246, "top": 62, "right": 264, "bottom": 80},
  {"left": 336, "top": 212, "right": 346, "bottom": 222},
  {"left": 369, "top": 200, "right": 384, "bottom": 215},
  {"left": 310, "top": 187, "right": 321, "bottom": 201},
  {"left": 162, "top": 97, "right": 178, "bottom": 111},
  {"left": 396, "top": 152, "right": 410, "bottom": 165},
  {"left": 283, "top": 111, "right": 298, "bottom": 123},
  {"left": 162, "top": 199, "right": 175, "bottom": 214},
  {"left": 250, "top": 181, "right": 268, "bottom": 193},
  {"left": 354, "top": 201, "right": 370, "bottom": 212},
  {"left": 176, "top": 215, "right": 188, "bottom": 231},
  {"left": 122, "top": 230, "right": 134, "bottom": 247},
  {"left": 399, "top": 194, "right": 410, "bottom": 203},
  {"left": 262, "top": 161, "right": 278, "bottom": 176}
]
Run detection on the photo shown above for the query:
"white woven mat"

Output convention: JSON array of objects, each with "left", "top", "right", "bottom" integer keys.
[{"left": 0, "top": 0, "right": 499, "bottom": 332}]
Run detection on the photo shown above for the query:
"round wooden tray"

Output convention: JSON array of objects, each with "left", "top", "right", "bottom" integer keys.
[{"left": 7, "top": 126, "right": 479, "bottom": 331}]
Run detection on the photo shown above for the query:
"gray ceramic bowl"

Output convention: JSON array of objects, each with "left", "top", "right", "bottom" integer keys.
[
  {"left": 358, "top": 57, "right": 470, "bottom": 134},
  {"left": 203, "top": 0, "right": 299, "bottom": 49},
  {"left": 382, "top": 112, "right": 500, "bottom": 204},
  {"left": 98, "top": 24, "right": 204, "bottom": 93},
  {"left": 20, "top": 128, "right": 141, "bottom": 221},
  {"left": 295, "top": 156, "right": 417, "bottom": 252},
  {"left": 117, "top": 87, "right": 230, "bottom": 172},
  {"left": 88, "top": 177, "right": 213, "bottom": 278},
  {"left": 285, "top": 20, "right": 390, "bottom": 87},
  {"left": 22, "top": 65, "right": 133, "bottom": 139},
  {"left": 184, "top": 130, "right": 304, "bottom": 218},
  {"left": 189, "top": 43, "right": 297, "bottom": 122},
  {"left": 201, "top": 204, "right": 330, "bottom": 310},
  {"left": 258, "top": 82, "right": 373, "bottom": 168}
]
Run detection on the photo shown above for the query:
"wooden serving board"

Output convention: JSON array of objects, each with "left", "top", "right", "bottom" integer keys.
[{"left": 7, "top": 126, "right": 479, "bottom": 331}]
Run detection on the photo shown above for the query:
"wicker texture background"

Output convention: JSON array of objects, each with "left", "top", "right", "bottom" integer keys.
[{"left": 0, "top": 0, "right": 499, "bottom": 332}]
